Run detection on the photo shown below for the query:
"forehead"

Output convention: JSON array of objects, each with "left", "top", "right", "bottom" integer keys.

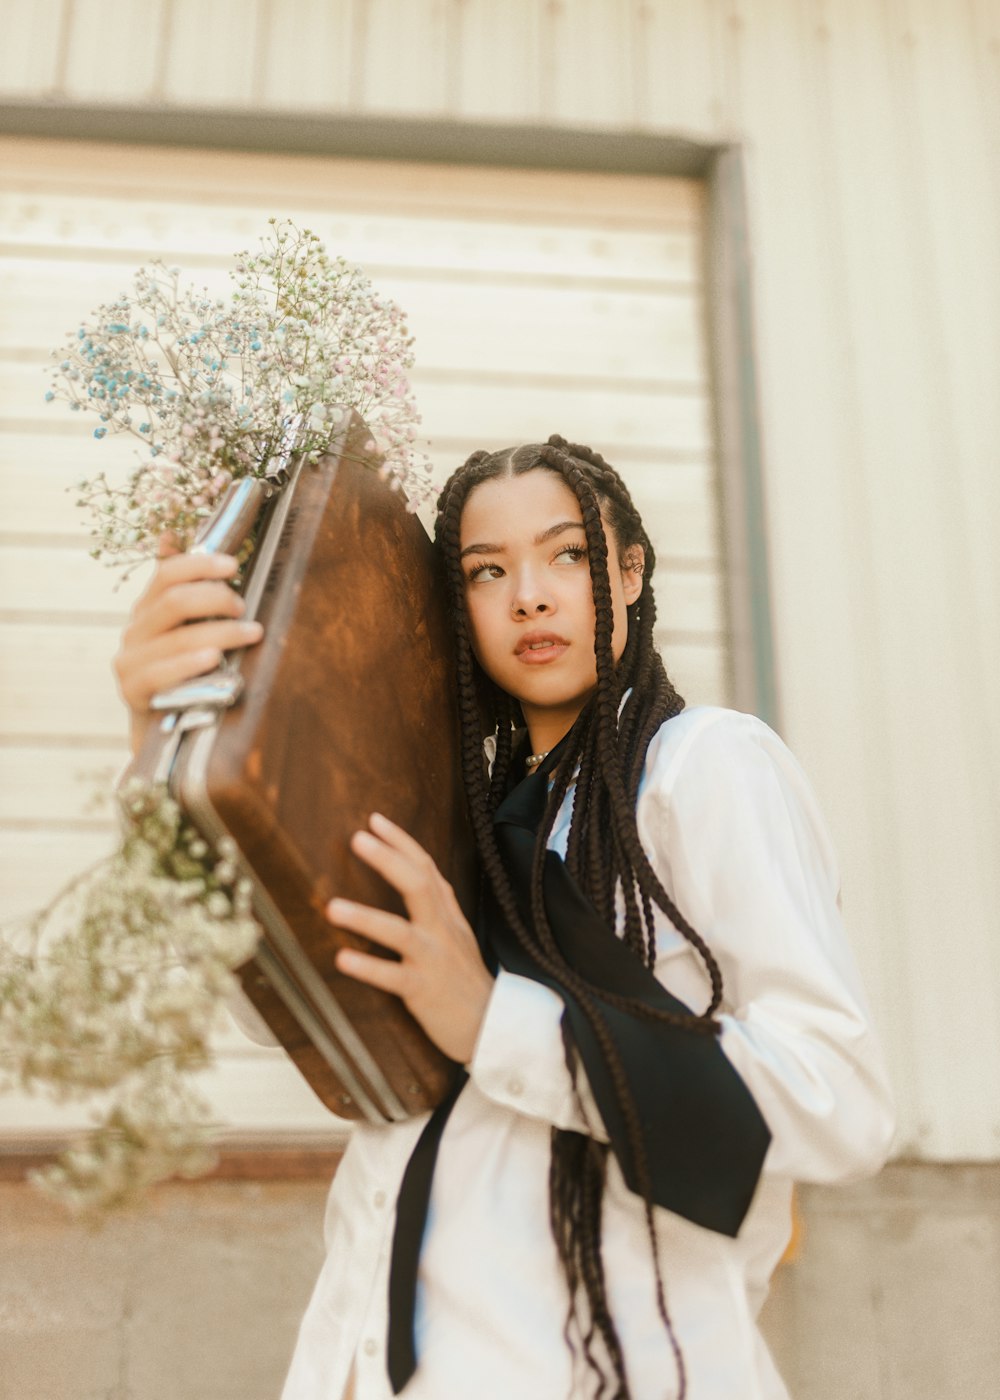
[{"left": 459, "top": 470, "right": 582, "bottom": 544}]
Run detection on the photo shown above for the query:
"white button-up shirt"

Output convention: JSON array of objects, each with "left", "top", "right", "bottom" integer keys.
[{"left": 279, "top": 705, "right": 896, "bottom": 1400}]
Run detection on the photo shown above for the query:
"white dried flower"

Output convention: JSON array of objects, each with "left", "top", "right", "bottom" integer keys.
[
  {"left": 47, "top": 220, "right": 435, "bottom": 585},
  {"left": 0, "top": 778, "right": 264, "bottom": 1215}
]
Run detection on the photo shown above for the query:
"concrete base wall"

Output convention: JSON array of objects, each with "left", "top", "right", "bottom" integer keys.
[
  {"left": 1, "top": 1163, "right": 997, "bottom": 1400},
  {"left": 764, "top": 1164, "right": 1000, "bottom": 1400}
]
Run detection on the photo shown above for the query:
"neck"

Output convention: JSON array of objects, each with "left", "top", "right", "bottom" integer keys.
[{"left": 521, "top": 701, "right": 583, "bottom": 761}]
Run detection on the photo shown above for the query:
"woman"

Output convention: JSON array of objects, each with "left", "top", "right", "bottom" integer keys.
[{"left": 115, "top": 435, "right": 895, "bottom": 1400}]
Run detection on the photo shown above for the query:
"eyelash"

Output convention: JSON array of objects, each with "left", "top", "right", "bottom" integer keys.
[{"left": 464, "top": 544, "right": 588, "bottom": 583}]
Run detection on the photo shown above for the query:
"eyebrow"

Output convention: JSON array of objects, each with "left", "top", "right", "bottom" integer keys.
[{"left": 459, "top": 520, "right": 585, "bottom": 560}]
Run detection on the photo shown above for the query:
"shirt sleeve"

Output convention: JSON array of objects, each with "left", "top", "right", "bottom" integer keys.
[
  {"left": 469, "top": 966, "right": 610, "bottom": 1139},
  {"left": 654, "top": 711, "right": 896, "bottom": 1184},
  {"left": 469, "top": 709, "right": 896, "bottom": 1187}
]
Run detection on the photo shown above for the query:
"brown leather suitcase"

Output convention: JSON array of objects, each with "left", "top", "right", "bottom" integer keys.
[{"left": 119, "top": 414, "right": 476, "bottom": 1122}]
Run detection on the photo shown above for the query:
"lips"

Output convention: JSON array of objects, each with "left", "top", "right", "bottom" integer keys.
[{"left": 514, "top": 631, "right": 569, "bottom": 657}]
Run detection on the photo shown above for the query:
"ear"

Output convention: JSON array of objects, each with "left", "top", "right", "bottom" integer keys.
[{"left": 619, "top": 544, "right": 645, "bottom": 605}]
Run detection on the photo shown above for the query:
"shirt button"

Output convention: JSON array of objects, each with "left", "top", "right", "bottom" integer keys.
[
  {"left": 507, "top": 1075, "right": 524, "bottom": 1096},
  {"left": 364, "top": 1338, "right": 377, "bottom": 1357},
  {"left": 373, "top": 1189, "right": 386, "bottom": 1208}
]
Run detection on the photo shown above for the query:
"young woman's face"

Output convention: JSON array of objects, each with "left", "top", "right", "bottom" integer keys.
[{"left": 459, "top": 468, "right": 643, "bottom": 745}]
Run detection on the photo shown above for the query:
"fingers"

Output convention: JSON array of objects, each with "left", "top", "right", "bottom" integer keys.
[
  {"left": 365, "top": 813, "right": 467, "bottom": 924},
  {"left": 129, "top": 562, "right": 244, "bottom": 645},
  {"left": 114, "top": 543, "right": 263, "bottom": 714},
  {"left": 330, "top": 820, "right": 489, "bottom": 1060},
  {"left": 114, "top": 615, "right": 262, "bottom": 706},
  {"left": 327, "top": 897, "right": 411, "bottom": 995},
  {"left": 156, "top": 529, "right": 182, "bottom": 559},
  {"left": 349, "top": 818, "right": 448, "bottom": 928},
  {"left": 326, "top": 897, "right": 412, "bottom": 955},
  {"left": 115, "top": 636, "right": 242, "bottom": 709},
  {"left": 145, "top": 548, "right": 238, "bottom": 600},
  {"left": 366, "top": 811, "right": 431, "bottom": 863},
  {"left": 334, "top": 946, "right": 406, "bottom": 995},
  {"left": 131, "top": 577, "right": 247, "bottom": 644}
]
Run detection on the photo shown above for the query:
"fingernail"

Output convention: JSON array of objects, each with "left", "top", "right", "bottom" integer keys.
[
  {"left": 369, "top": 811, "right": 390, "bottom": 827},
  {"left": 327, "top": 896, "right": 351, "bottom": 915}
]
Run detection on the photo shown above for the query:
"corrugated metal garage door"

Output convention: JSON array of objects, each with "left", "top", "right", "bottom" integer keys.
[{"left": 0, "top": 135, "right": 722, "bottom": 1142}]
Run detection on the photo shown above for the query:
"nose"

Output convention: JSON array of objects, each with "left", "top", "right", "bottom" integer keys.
[{"left": 510, "top": 565, "right": 554, "bottom": 618}]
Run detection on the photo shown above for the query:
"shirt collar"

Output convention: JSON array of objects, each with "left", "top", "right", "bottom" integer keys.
[{"left": 481, "top": 689, "right": 632, "bottom": 773}]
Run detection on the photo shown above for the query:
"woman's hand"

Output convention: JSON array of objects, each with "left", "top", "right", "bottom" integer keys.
[
  {"left": 329, "top": 812, "right": 494, "bottom": 1065},
  {"left": 113, "top": 532, "right": 265, "bottom": 758}
]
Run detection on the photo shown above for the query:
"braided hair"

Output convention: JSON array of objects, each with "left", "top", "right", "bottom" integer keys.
[{"left": 433, "top": 435, "right": 724, "bottom": 1400}]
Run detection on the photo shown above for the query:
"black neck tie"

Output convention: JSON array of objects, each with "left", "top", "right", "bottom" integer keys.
[{"left": 385, "top": 737, "right": 771, "bottom": 1394}]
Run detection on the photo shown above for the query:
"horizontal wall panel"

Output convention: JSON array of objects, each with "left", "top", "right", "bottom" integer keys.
[
  {"left": 0, "top": 363, "right": 715, "bottom": 491},
  {"left": 0, "top": 261, "right": 705, "bottom": 387},
  {"left": 159, "top": 0, "right": 260, "bottom": 110},
  {"left": 0, "top": 547, "right": 135, "bottom": 620},
  {"left": 60, "top": 0, "right": 169, "bottom": 104},
  {"left": 0, "top": 426, "right": 149, "bottom": 541},
  {"left": 255, "top": 0, "right": 356, "bottom": 114},
  {"left": 344, "top": 0, "right": 452, "bottom": 119},
  {"left": 0, "top": 828, "right": 121, "bottom": 925},
  {"left": 0, "top": 744, "right": 128, "bottom": 825},
  {"left": 409, "top": 379, "right": 713, "bottom": 458},
  {"left": 0, "top": 624, "right": 127, "bottom": 740},
  {"left": 0, "top": 195, "right": 703, "bottom": 286},
  {"left": 453, "top": 0, "right": 545, "bottom": 123},
  {"left": 655, "top": 640, "right": 725, "bottom": 710},
  {"left": 0, "top": 1, "right": 61, "bottom": 98}
]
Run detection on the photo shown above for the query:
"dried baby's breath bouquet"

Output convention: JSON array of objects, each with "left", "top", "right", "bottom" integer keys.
[
  {"left": 0, "top": 781, "right": 260, "bottom": 1213},
  {"left": 47, "top": 216, "right": 433, "bottom": 581},
  {"left": 0, "top": 221, "right": 431, "bottom": 1213}
]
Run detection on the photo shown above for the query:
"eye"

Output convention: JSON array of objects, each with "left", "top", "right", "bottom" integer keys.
[
  {"left": 465, "top": 560, "right": 504, "bottom": 583},
  {"left": 554, "top": 544, "right": 588, "bottom": 565}
]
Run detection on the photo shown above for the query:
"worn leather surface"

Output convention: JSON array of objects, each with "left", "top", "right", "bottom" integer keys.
[{"left": 128, "top": 416, "right": 476, "bottom": 1120}]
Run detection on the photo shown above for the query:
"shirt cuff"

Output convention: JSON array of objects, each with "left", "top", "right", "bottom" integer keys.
[{"left": 468, "top": 967, "right": 608, "bottom": 1140}]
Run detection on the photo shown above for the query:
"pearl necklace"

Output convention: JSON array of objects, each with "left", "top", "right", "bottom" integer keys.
[{"left": 524, "top": 750, "right": 550, "bottom": 771}]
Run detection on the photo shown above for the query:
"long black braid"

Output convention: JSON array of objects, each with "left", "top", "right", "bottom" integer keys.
[{"left": 433, "top": 435, "right": 725, "bottom": 1399}]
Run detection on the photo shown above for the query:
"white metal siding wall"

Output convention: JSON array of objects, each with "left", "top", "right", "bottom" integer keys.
[
  {"left": 0, "top": 141, "right": 716, "bottom": 1140},
  {"left": 1, "top": 0, "right": 998, "bottom": 1159}
]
